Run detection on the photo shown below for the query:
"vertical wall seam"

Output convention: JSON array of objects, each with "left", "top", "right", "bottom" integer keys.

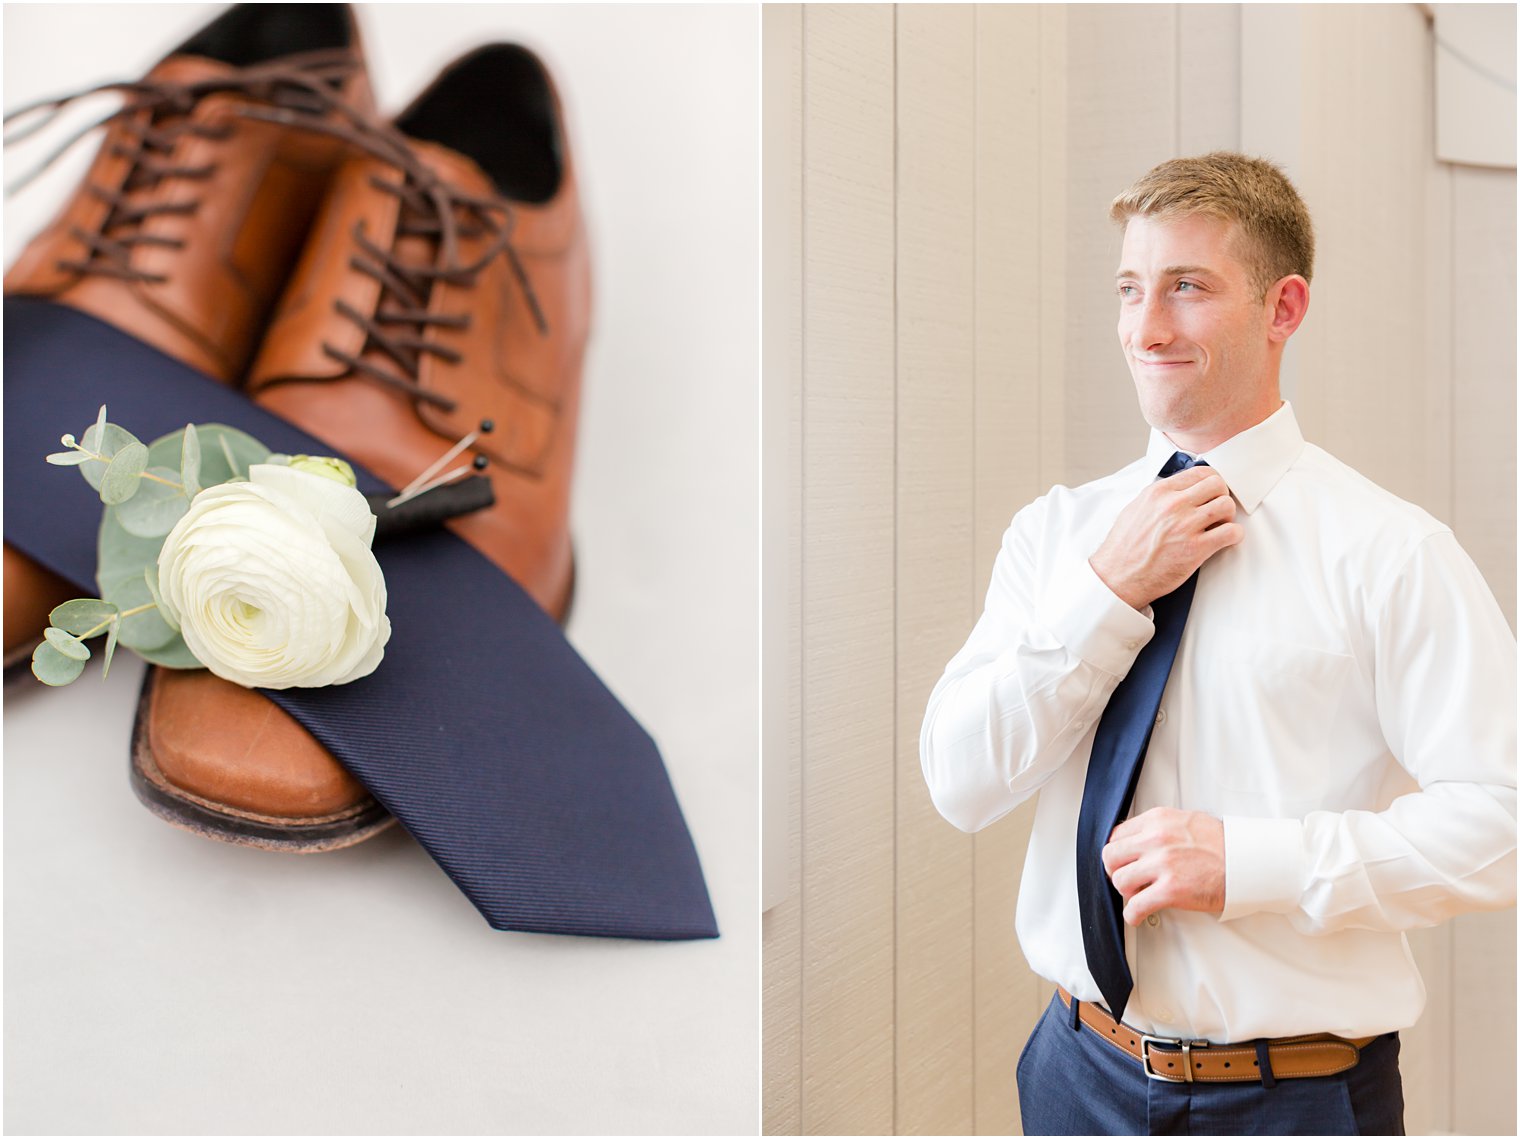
[
  {"left": 1443, "top": 168, "right": 1457, "bottom": 1136},
  {"left": 796, "top": 8, "right": 808, "bottom": 1132},
  {"left": 891, "top": 6, "right": 901, "bottom": 1136},
  {"left": 969, "top": 7, "right": 980, "bottom": 1133},
  {"left": 1036, "top": 5, "right": 1044, "bottom": 493},
  {"left": 1447, "top": 174, "right": 1457, "bottom": 535}
]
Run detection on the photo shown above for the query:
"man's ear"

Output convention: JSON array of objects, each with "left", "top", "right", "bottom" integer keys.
[{"left": 1266, "top": 275, "right": 1310, "bottom": 343}]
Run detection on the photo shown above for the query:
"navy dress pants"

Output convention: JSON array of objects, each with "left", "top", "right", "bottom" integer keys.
[{"left": 1017, "top": 994, "right": 1405, "bottom": 1136}]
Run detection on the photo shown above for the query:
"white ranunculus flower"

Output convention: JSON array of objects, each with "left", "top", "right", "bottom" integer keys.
[{"left": 156, "top": 463, "right": 390, "bottom": 690}]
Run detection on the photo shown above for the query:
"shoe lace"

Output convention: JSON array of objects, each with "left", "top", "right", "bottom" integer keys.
[
  {"left": 3, "top": 50, "right": 360, "bottom": 285},
  {"left": 238, "top": 103, "right": 549, "bottom": 415}
]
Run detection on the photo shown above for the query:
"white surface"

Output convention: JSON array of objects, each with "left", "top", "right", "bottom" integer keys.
[{"left": 3, "top": 5, "right": 759, "bottom": 1135}]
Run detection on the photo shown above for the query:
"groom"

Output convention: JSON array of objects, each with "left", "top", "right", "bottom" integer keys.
[{"left": 920, "top": 152, "right": 1515, "bottom": 1135}]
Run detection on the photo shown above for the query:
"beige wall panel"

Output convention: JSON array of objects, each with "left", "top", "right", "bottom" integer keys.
[
  {"left": 1063, "top": 4, "right": 1179, "bottom": 486},
  {"left": 893, "top": 8, "right": 978, "bottom": 1133},
  {"left": 1036, "top": 6, "right": 1069, "bottom": 491},
  {"left": 1239, "top": 4, "right": 1304, "bottom": 405},
  {"left": 1422, "top": 161, "right": 1455, "bottom": 528},
  {"left": 1449, "top": 165, "right": 1517, "bottom": 627},
  {"left": 1289, "top": 3, "right": 1342, "bottom": 451},
  {"left": 1451, "top": 909, "right": 1518, "bottom": 1134},
  {"left": 797, "top": 6, "right": 897, "bottom": 1134},
  {"left": 1402, "top": 925, "right": 1453, "bottom": 1133},
  {"left": 972, "top": 3, "right": 1045, "bottom": 536},
  {"left": 763, "top": 5, "right": 804, "bottom": 1134},
  {"left": 1294, "top": 5, "right": 1431, "bottom": 509},
  {"left": 1447, "top": 167, "right": 1518, "bottom": 1139},
  {"left": 972, "top": 7, "right": 1063, "bottom": 1134},
  {"left": 1178, "top": 5, "right": 1241, "bottom": 154}
]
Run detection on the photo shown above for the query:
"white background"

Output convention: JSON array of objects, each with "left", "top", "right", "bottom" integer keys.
[{"left": 3, "top": 4, "right": 759, "bottom": 1134}]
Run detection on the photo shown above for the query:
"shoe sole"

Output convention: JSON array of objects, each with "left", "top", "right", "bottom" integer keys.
[{"left": 128, "top": 667, "right": 397, "bottom": 854}]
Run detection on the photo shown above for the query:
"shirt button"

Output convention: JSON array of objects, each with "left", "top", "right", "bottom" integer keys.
[
  {"left": 1147, "top": 913, "right": 1160, "bottom": 927},
  {"left": 1155, "top": 709, "right": 1167, "bottom": 725},
  {"left": 1073, "top": 720, "right": 1086, "bottom": 733},
  {"left": 1125, "top": 639, "right": 1139, "bottom": 650},
  {"left": 1157, "top": 1008, "right": 1174, "bottom": 1022}
]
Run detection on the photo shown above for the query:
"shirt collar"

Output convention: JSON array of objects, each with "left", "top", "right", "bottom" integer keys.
[{"left": 1142, "top": 401, "right": 1305, "bottom": 514}]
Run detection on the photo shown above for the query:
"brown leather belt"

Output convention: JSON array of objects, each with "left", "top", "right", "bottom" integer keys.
[{"left": 1056, "top": 988, "right": 1376, "bottom": 1084}]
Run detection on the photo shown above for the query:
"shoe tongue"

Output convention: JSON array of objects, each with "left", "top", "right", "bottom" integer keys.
[
  {"left": 351, "top": 141, "right": 499, "bottom": 384},
  {"left": 99, "top": 55, "right": 245, "bottom": 217},
  {"left": 375, "top": 136, "right": 501, "bottom": 302},
  {"left": 402, "top": 137, "right": 500, "bottom": 201},
  {"left": 249, "top": 141, "right": 501, "bottom": 391}
]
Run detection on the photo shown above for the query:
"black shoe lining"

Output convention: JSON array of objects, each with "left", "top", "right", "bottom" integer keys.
[
  {"left": 396, "top": 44, "right": 563, "bottom": 206},
  {"left": 175, "top": 3, "right": 352, "bottom": 67}
]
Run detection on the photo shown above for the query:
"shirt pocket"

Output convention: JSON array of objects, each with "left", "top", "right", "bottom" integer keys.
[{"left": 1205, "top": 638, "right": 1358, "bottom": 808}]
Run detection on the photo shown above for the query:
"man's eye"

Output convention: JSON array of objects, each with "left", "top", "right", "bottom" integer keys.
[
  {"left": 1176, "top": 280, "right": 1198, "bottom": 291},
  {"left": 1118, "top": 285, "right": 1137, "bottom": 298}
]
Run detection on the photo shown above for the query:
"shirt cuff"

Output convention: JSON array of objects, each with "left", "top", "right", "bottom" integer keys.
[
  {"left": 1038, "top": 555, "right": 1155, "bottom": 677},
  {"left": 1220, "top": 816, "right": 1307, "bottom": 921}
]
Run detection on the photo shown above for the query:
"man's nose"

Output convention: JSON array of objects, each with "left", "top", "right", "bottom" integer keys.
[{"left": 1128, "top": 294, "right": 1173, "bottom": 352}]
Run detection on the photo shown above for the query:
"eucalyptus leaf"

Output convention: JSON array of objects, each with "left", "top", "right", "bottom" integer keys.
[
  {"left": 98, "top": 441, "right": 150, "bottom": 505},
  {"left": 43, "top": 626, "right": 90, "bottom": 661},
  {"left": 104, "top": 574, "right": 176, "bottom": 652},
  {"left": 145, "top": 429, "right": 188, "bottom": 471},
  {"left": 49, "top": 598, "right": 118, "bottom": 638},
  {"left": 180, "top": 423, "right": 201, "bottom": 498},
  {"left": 115, "top": 466, "right": 189, "bottom": 538},
  {"left": 31, "top": 640, "right": 86, "bottom": 686},
  {"left": 102, "top": 617, "right": 120, "bottom": 680},
  {"left": 211, "top": 425, "right": 270, "bottom": 483},
  {"left": 143, "top": 564, "right": 179, "bottom": 633},
  {"left": 137, "top": 633, "right": 200, "bottom": 669},
  {"left": 97, "top": 507, "right": 164, "bottom": 597},
  {"left": 45, "top": 450, "right": 91, "bottom": 466},
  {"left": 79, "top": 421, "right": 143, "bottom": 491},
  {"left": 147, "top": 424, "right": 267, "bottom": 488}
]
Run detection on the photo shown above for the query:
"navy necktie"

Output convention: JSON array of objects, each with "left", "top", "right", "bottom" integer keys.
[
  {"left": 1075, "top": 451, "right": 1204, "bottom": 1020},
  {"left": 4, "top": 297, "right": 718, "bottom": 941}
]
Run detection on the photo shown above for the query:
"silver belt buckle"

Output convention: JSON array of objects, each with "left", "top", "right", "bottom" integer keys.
[{"left": 1140, "top": 1033, "right": 1209, "bottom": 1082}]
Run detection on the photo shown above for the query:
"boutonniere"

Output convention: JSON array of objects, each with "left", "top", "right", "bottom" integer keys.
[{"left": 33, "top": 406, "right": 390, "bottom": 689}]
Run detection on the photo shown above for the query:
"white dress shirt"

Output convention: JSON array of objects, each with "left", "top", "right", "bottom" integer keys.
[{"left": 920, "top": 402, "right": 1516, "bottom": 1041}]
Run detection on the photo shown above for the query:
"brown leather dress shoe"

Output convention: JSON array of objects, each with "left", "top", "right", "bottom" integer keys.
[
  {"left": 4, "top": 3, "right": 376, "bottom": 667},
  {"left": 131, "top": 44, "right": 591, "bottom": 852}
]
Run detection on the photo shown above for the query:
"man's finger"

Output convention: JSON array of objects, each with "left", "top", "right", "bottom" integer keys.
[
  {"left": 1110, "top": 807, "right": 1164, "bottom": 841},
  {"left": 1160, "top": 464, "right": 1217, "bottom": 489},
  {"left": 1122, "top": 882, "right": 1168, "bottom": 926},
  {"left": 1200, "top": 521, "right": 1245, "bottom": 555},
  {"left": 1100, "top": 832, "right": 1143, "bottom": 875},
  {"left": 1108, "top": 859, "right": 1153, "bottom": 901},
  {"left": 1197, "top": 493, "right": 1237, "bottom": 527},
  {"left": 1170, "top": 469, "right": 1231, "bottom": 505}
]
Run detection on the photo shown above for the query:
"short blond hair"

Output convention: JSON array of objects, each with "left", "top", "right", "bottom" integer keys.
[{"left": 1110, "top": 152, "right": 1314, "bottom": 299}]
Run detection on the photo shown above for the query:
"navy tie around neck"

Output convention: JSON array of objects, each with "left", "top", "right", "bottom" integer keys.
[
  {"left": 4, "top": 297, "right": 718, "bottom": 941},
  {"left": 1075, "top": 451, "right": 1205, "bottom": 1021}
]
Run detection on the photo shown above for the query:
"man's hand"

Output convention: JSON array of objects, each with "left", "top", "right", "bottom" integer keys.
[
  {"left": 1102, "top": 807, "right": 1225, "bottom": 925},
  {"left": 1090, "top": 468, "right": 1242, "bottom": 610}
]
